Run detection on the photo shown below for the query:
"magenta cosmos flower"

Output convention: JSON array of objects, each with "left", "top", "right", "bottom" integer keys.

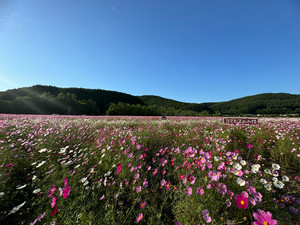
[
  {"left": 253, "top": 209, "right": 277, "bottom": 225},
  {"left": 116, "top": 163, "right": 122, "bottom": 175},
  {"left": 62, "top": 186, "right": 71, "bottom": 199},
  {"left": 187, "top": 174, "right": 196, "bottom": 184},
  {"left": 234, "top": 194, "right": 248, "bottom": 209}
]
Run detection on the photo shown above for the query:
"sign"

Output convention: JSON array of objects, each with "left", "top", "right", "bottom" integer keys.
[{"left": 224, "top": 118, "right": 258, "bottom": 125}]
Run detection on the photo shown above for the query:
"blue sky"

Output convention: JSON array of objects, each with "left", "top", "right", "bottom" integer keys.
[{"left": 0, "top": 0, "right": 299, "bottom": 103}]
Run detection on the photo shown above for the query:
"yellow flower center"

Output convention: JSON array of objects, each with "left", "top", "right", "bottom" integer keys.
[
  {"left": 263, "top": 221, "right": 268, "bottom": 225},
  {"left": 240, "top": 200, "right": 244, "bottom": 205}
]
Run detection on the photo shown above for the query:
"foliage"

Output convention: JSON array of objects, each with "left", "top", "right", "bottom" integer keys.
[{"left": 1, "top": 86, "right": 300, "bottom": 116}]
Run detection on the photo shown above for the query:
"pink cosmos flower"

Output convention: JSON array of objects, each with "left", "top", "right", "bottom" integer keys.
[
  {"left": 51, "top": 195, "right": 57, "bottom": 208},
  {"left": 202, "top": 209, "right": 212, "bottom": 223},
  {"left": 241, "top": 191, "right": 249, "bottom": 198},
  {"left": 253, "top": 209, "right": 277, "bottom": 225},
  {"left": 196, "top": 187, "right": 204, "bottom": 195},
  {"left": 140, "top": 201, "right": 146, "bottom": 208},
  {"left": 62, "top": 186, "right": 71, "bottom": 199},
  {"left": 143, "top": 181, "right": 148, "bottom": 187},
  {"left": 116, "top": 163, "right": 122, "bottom": 175},
  {"left": 48, "top": 185, "right": 55, "bottom": 197},
  {"left": 185, "top": 187, "right": 192, "bottom": 196},
  {"left": 152, "top": 168, "right": 158, "bottom": 175},
  {"left": 136, "top": 186, "right": 142, "bottom": 193},
  {"left": 99, "top": 194, "right": 105, "bottom": 200},
  {"left": 208, "top": 171, "right": 221, "bottom": 181},
  {"left": 234, "top": 194, "right": 248, "bottom": 209},
  {"left": 249, "top": 197, "right": 256, "bottom": 206},
  {"left": 247, "top": 144, "right": 253, "bottom": 149},
  {"left": 5, "top": 163, "right": 13, "bottom": 168},
  {"left": 187, "top": 174, "right": 196, "bottom": 184},
  {"left": 161, "top": 179, "right": 167, "bottom": 186},
  {"left": 136, "top": 213, "right": 143, "bottom": 223},
  {"left": 64, "top": 177, "right": 68, "bottom": 187}
]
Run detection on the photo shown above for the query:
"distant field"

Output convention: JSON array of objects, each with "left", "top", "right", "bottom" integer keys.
[{"left": 0, "top": 115, "right": 299, "bottom": 224}]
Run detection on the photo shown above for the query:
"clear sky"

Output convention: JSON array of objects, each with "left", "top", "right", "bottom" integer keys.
[{"left": 0, "top": 0, "right": 299, "bottom": 103}]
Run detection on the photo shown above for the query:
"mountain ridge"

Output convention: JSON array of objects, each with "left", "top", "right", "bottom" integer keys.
[{"left": 0, "top": 85, "right": 299, "bottom": 116}]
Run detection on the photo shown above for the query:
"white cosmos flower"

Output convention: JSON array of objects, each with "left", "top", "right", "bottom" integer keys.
[
  {"left": 32, "top": 175, "right": 37, "bottom": 181},
  {"left": 10, "top": 201, "right": 26, "bottom": 214},
  {"left": 272, "top": 163, "right": 280, "bottom": 170},
  {"left": 59, "top": 146, "right": 69, "bottom": 154},
  {"left": 104, "top": 171, "right": 111, "bottom": 177},
  {"left": 274, "top": 181, "right": 285, "bottom": 189},
  {"left": 38, "top": 148, "right": 47, "bottom": 153},
  {"left": 264, "top": 168, "right": 271, "bottom": 174},
  {"left": 10, "top": 207, "right": 18, "bottom": 214},
  {"left": 33, "top": 188, "right": 41, "bottom": 194},
  {"left": 80, "top": 177, "right": 87, "bottom": 183},
  {"left": 233, "top": 163, "right": 242, "bottom": 170},
  {"left": 0, "top": 192, "right": 4, "bottom": 197},
  {"left": 264, "top": 184, "right": 272, "bottom": 191},
  {"left": 237, "top": 177, "right": 246, "bottom": 186},
  {"left": 36, "top": 161, "right": 46, "bottom": 168},
  {"left": 260, "top": 178, "right": 268, "bottom": 185},
  {"left": 240, "top": 160, "right": 246, "bottom": 166},
  {"left": 16, "top": 184, "right": 27, "bottom": 190},
  {"left": 272, "top": 177, "right": 278, "bottom": 182},
  {"left": 251, "top": 164, "right": 261, "bottom": 173},
  {"left": 282, "top": 175, "right": 289, "bottom": 182}
]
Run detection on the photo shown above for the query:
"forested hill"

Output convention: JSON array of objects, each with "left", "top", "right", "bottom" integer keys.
[
  {"left": 139, "top": 93, "right": 300, "bottom": 116},
  {"left": 0, "top": 85, "right": 144, "bottom": 115},
  {"left": 138, "top": 95, "right": 215, "bottom": 114},
  {"left": 0, "top": 85, "right": 299, "bottom": 116},
  {"left": 210, "top": 93, "right": 300, "bottom": 115}
]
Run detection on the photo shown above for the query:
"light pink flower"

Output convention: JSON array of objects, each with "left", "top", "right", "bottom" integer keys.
[
  {"left": 185, "top": 187, "right": 192, "bottom": 196},
  {"left": 136, "top": 213, "right": 143, "bottom": 223},
  {"left": 64, "top": 177, "right": 68, "bottom": 187},
  {"left": 253, "top": 209, "right": 277, "bottom": 225},
  {"left": 51, "top": 195, "right": 57, "bottom": 208}
]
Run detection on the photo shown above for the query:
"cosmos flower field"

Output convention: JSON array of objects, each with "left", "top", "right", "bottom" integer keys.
[{"left": 0, "top": 115, "right": 299, "bottom": 225}]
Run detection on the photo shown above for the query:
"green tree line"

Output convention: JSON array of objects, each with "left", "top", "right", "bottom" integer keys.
[{"left": 0, "top": 85, "right": 299, "bottom": 116}]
